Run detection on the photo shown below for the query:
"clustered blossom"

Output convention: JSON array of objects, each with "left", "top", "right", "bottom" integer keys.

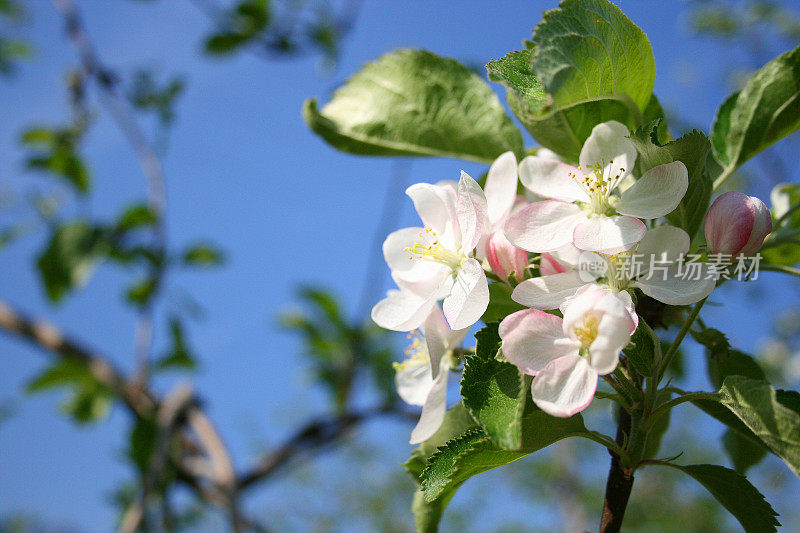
[{"left": 374, "top": 120, "right": 772, "bottom": 438}]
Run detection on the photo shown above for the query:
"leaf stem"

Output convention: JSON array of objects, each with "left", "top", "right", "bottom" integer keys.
[
  {"left": 655, "top": 298, "right": 708, "bottom": 382},
  {"left": 760, "top": 264, "right": 800, "bottom": 278},
  {"left": 642, "top": 391, "right": 719, "bottom": 429}
]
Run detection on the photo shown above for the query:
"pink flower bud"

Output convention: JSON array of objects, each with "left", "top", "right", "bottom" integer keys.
[
  {"left": 704, "top": 191, "right": 772, "bottom": 256},
  {"left": 486, "top": 230, "right": 528, "bottom": 280}
]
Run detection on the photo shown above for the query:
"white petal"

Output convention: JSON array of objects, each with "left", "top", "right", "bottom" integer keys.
[
  {"left": 485, "top": 151, "right": 519, "bottom": 225},
  {"left": 634, "top": 268, "right": 715, "bottom": 305},
  {"left": 615, "top": 161, "right": 688, "bottom": 219},
  {"left": 383, "top": 227, "right": 449, "bottom": 283},
  {"left": 531, "top": 355, "right": 598, "bottom": 417},
  {"left": 395, "top": 358, "right": 433, "bottom": 406},
  {"left": 504, "top": 200, "right": 586, "bottom": 252},
  {"left": 406, "top": 183, "right": 457, "bottom": 237},
  {"left": 423, "top": 305, "right": 467, "bottom": 379},
  {"left": 512, "top": 271, "right": 587, "bottom": 310},
  {"left": 588, "top": 313, "right": 632, "bottom": 375},
  {"left": 614, "top": 289, "right": 639, "bottom": 330},
  {"left": 410, "top": 367, "right": 449, "bottom": 444},
  {"left": 579, "top": 121, "right": 636, "bottom": 184},
  {"left": 442, "top": 258, "right": 489, "bottom": 330},
  {"left": 371, "top": 289, "right": 438, "bottom": 331},
  {"left": 518, "top": 156, "right": 589, "bottom": 203},
  {"left": 456, "top": 172, "right": 489, "bottom": 251},
  {"left": 499, "top": 309, "right": 580, "bottom": 376},
  {"left": 572, "top": 215, "right": 646, "bottom": 254},
  {"left": 635, "top": 225, "right": 690, "bottom": 272}
]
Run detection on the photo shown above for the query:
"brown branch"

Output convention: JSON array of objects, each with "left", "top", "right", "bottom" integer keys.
[{"left": 599, "top": 409, "right": 634, "bottom": 533}]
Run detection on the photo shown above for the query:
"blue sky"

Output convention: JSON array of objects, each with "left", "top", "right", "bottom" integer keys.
[{"left": 1, "top": 1, "right": 799, "bottom": 530}]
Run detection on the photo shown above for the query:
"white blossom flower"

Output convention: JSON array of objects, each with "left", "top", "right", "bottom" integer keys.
[
  {"left": 477, "top": 151, "right": 529, "bottom": 280},
  {"left": 394, "top": 306, "right": 468, "bottom": 443},
  {"left": 504, "top": 121, "right": 688, "bottom": 254},
  {"left": 499, "top": 284, "right": 636, "bottom": 417},
  {"left": 513, "top": 225, "right": 715, "bottom": 310},
  {"left": 371, "top": 172, "right": 490, "bottom": 331}
]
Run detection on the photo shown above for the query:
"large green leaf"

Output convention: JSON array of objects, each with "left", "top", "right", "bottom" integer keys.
[
  {"left": 623, "top": 320, "right": 656, "bottom": 377},
  {"left": 717, "top": 376, "right": 800, "bottom": 476},
  {"left": 405, "top": 403, "right": 477, "bottom": 532},
  {"left": 420, "top": 409, "right": 586, "bottom": 502},
  {"left": 723, "top": 429, "right": 768, "bottom": 474},
  {"left": 481, "top": 283, "right": 525, "bottom": 324},
  {"left": 486, "top": 48, "right": 663, "bottom": 162},
  {"left": 533, "top": 0, "right": 656, "bottom": 113},
  {"left": 461, "top": 323, "right": 530, "bottom": 449},
  {"left": 628, "top": 122, "right": 712, "bottom": 240},
  {"left": 657, "top": 463, "right": 779, "bottom": 532},
  {"left": 711, "top": 45, "right": 800, "bottom": 181},
  {"left": 304, "top": 49, "right": 523, "bottom": 164}
]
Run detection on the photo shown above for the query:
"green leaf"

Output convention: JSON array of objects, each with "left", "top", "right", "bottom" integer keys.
[
  {"left": 717, "top": 376, "right": 800, "bottom": 476},
  {"left": 115, "top": 204, "right": 159, "bottom": 232},
  {"left": 481, "top": 283, "right": 525, "bottom": 323},
  {"left": 723, "top": 428, "right": 767, "bottom": 473},
  {"left": 420, "top": 408, "right": 586, "bottom": 502},
  {"left": 658, "top": 463, "right": 779, "bottom": 532},
  {"left": 711, "top": 44, "right": 800, "bottom": 178},
  {"left": 304, "top": 49, "right": 523, "bottom": 164},
  {"left": 126, "top": 277, "right": 157, "bottom": 308},
  {"left": 628, "top": 122, "right": 712, "bottom": 239},
  {"left": 532, "top": 0, "right": 656, "bottom": 113},
  {"left": 37, "top": 222, "right": 111, "bottom": 302},
  {"left": 461, "top": 323, "right": 529, "bottom": 449},
  {"left": 27, "top": 357, "right": 112, "bottom": 424},
  {"left": 763, "top": 183, "right": 800, "bottom": 266},
  {"left": 624, "top": 321, "right": 656, "bottom": 377},
  {"left": 707, "top": 349, "right": 765, "bottom": 390},
  {"left": 404, "top": 402, "right": 477, "bottom": 480},
  {"left": 487, "top": 48, "right": 662, "bottom": 161},
  {"left": 181, "top": 243, "right": 224, "bottom": 267},
  {"left": 156, "top": 318, "right": 197, "bottom": 371}
]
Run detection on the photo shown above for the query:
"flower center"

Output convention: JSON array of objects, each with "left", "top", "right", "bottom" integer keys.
[
  {"left": 404, "top": 228, "right": 464, "bottom": 270},
  {"left": 570, "top": 160, "right": 626, "bottom": 216},
  {"left": 572, "top": 315, "right": 599, "bottom": 350}
]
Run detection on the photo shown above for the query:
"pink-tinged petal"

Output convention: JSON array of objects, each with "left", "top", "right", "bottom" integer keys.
[
  {"left": 383, "top": 227, "right": 449, "bottom": 283},
  {"left": 614, "top": 289, "right": 639, "bottom": 330},
  {"left": 410, "top": 365, "right": 449, "bottom": 444},
  {"left": 456, "top": 172, "right": 489, "bottom": 251},
  {"left": 512, "top": 272, "right": 586, "bottom": 310},
  {"left": 705, "top": 191, "right": 773, "bottom": 256},
  {"left": 634, "top": 269, "right": 715, "bottom": 305},
  {"left": 616, "top": 161, "right": 688, "bottom": 219},
  {"left": 504, "top": 200, "right": 586, "bottom": 253},
  {"left": 636, "top": 225, "right": 690, "bottom": 273},
  {"left": 485, "top": 230, "right": 529, "bottom": 280},
  {"left": 540, "top": 252, "right": 567, "bottom": 276},
  {"left": 485, "top": 151, "right": 519, "bottom": 225},
  {"left": 572, "top": 215, "right": 646, "bottom": 254},
  {"left": 518, "top": 156, "right": 589, "bottom": 203},
  {"left": 499, "top": 309, "right": 579, "bottom": 375},
  {"left": 395, "top": 358, "right": 433, "bottom": 406},
  {"left": 442, "top": 258, "right": 489, "bottom": 330},
  {"left": 422, "top": 305, "right": 467, "bottom": 379},
  {"left": 588, "top": 312, "right": 632, "bottom": 375},
  {"left": 531, "top": 355, "right": 598, "bottom": 417},
  {"left": 371, "top": 289, "right": 438, "bottom": 332},
  {"left": 579, "top": 121, "right": 636, "bottom": 184}
]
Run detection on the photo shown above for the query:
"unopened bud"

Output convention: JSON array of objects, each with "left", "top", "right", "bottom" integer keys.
[
  {"left": 704, "top": 191, "right": 772, "bottom": 256},
  {"left": 486, "top": 230, "right": 528, "bottom": 280}
]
